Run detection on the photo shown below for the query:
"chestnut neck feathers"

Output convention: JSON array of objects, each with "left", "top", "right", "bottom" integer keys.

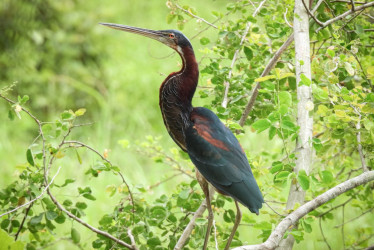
[{"left": 159, "top": 45, "right": 199, "bottom": 151}]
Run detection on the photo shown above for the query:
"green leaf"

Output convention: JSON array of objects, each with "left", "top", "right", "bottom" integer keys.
[
  {"left": 276, "top": 171, "right": 290, "bottom": 180},
  {"left": 19, "top": 95, "right": 29, "bottom": 105},
  {"left": 29, "top": 213, "right": 44, "bottom": 225},
  {"left": 92, "top": 162, "right": 107, "bottom": 171},
  {"left": 244, "top": 46, "right": 253, "bottom": 61},
  {"left": 74, "top": 108, "right": 86, "bottom": 116},
  {"left": 61, "top": 111, "right": 75, "bottom": 120},
  {"left": 8, "top": 109, "right": 15, "bottom": 121},
  {"left": 71, "top": 228, "right": 80, "bottom": 244},
  {"left": 280, "top": 120, "right": 297, "bottom": 131},
  {"left": 63, "top": 199, "right": 73, "bottom": 207},
  {"left": 279, "top": 91, "right": 292, "bottom": 106},
  {"left": 299, "top": 74, "right": 311, "bottom": 86},
  {"left": 320, "top": 170, "right": 333, "bottom": 184},
  {"left": 297, "top": 173, "right": 310, "bottom": 190},
  {"left": 166, "top": 14, "right": 176, "bottom": 24},
  {"left": 0, "top": 229, "right": 25, "bottom": 250},
  {"left": 179, "top": 189, "right": 190, "bottom": 199},
  {"left": 60, "top": 178, "right": 75, "bottom": 187},
  {"left": 200, "top": 37, "right": 210, "bottom": 45},
  {"left": 83, "top": 194, "right": 96, "bottom": 200},
  {"left": 99, "top": 215, "right": 113, "bottom": 226},
  {"left": 255, "top": 75, "right": 276, "bottom": 82},
  {"left": 223, "top": 209, "right": 235, "bottom": 223},
  {"left": 45, "top": 211, "right": 58, "bottom": 221},
  {"left": 55, "top": 214, "right": 66, "bottom": 224},
  {"left": 270, "top": 162, "right": 283, "bottom": 174},
  {"left": 147, "top": 237, "right": 161, "bottom": 247},
  {"left": 76, "top": 202, "right": 87, "bottom": 210},
  {"left": 344, "top": 62, "right": 355, "bottom": 76},
  {"left": 312, "top": 138, "right": 322, "bottom": 151},
  {"left": 26, "top": 149, "right": 35, "bottom": 166},
  {"left": 1, "top": 219, "right": 10, "bottom": 229},
  {"left": 252, "top": 119, "right": 271, "bottom": 132}
]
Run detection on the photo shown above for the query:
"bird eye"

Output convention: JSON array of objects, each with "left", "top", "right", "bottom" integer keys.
[{"left": 168, "top": 33, "right": 175, "bottom": 39}]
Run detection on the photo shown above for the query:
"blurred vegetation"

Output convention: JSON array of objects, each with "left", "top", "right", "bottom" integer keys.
[{"left": 1, "top": 0, "right": 374, "bottom": 249}]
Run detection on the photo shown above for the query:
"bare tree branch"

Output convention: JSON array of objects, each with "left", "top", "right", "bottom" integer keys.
[
  {"left": 316, "top": 1, "right": 374, "bottom": 32},
  {"left": 232, "top": 171, "right": 374, "bottom": 250}
]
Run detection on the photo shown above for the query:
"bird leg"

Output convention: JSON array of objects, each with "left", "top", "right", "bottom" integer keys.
[
  {"left": 224, "top": 200, "right": 242, "bottom": 250},
  {"left": 196, "top": 170, "right": 214, "bottom": 250}
]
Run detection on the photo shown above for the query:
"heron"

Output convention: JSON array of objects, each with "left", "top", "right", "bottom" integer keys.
[{"left": 100, "top": 22, "right": 263, "bottom": 250}]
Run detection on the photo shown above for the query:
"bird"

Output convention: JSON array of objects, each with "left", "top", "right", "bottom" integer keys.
[{"left": 100, "top": 22, "right": 264, "bottom": 250}]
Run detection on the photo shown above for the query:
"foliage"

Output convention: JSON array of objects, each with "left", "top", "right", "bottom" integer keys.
[{"left": 1, "top": 0, "right": 374, "bottom": 249}]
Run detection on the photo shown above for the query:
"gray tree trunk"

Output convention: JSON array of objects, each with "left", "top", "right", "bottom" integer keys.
[{"left": 277, "top": 0, "right": 313, "bottom": 249}]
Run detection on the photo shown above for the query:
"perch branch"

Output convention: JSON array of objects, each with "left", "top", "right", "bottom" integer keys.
[{"left": 232, "top": 171, "right": 374, "bottom": 250}]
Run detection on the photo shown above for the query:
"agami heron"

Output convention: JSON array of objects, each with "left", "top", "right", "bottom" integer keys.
[{"left": 100, "top": 23, "right": 263, "bottom": 249}]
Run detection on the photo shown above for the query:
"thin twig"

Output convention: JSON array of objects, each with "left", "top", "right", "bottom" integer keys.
[
  {"left": 222, "top": 22, "right": 251, "bottom": 108},
  {"left": 175, "top": 3, "right": 217, "bottom": 29},
  {"left": 330, "top": 0, "right": 366, "bottom": 3},
  {"left": 0, "top": 167, "right": 62, "bottom": 218},
  {"left": 316, "top": 1, "right": 374, "bottom": 32},
  {"left": 284, "top": 8, "right": 293, "bottom": 28},
  {"left": 64, "top": 140, "right": 136, "bottom": 223},
  {"left": 317, "top": 197, "right": 353, "bottom": 217},
  {"left": 335, "top": 207, "right": 374, "bottom": 228},
  {"left": 148, "top": 172, "right": 183, "bottom": 190},
  {"left": 342, "top": 205, "right": 346, "bottom": 249},
  {"left": 350, "top": 0, "right": 356, "bottom": 11},
  {"left": 253, "top": 0, "right": 267, "bottom": 16},
  {"left": 14, "top": 202, "right": 33, "bottom": 240},
  {"left": 127, "top": 228, "right": 137, "bottom": 249},
  {"left": 319, "top": 217, "right": 332, "bottom": 250},
  {"left": 301, "top": 0, "right": 324, "bottom": 26}
]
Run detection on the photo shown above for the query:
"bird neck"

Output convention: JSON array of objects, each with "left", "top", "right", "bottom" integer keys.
[
  {"left": 176, "top": 46, "right": 199, "bottom": 104},
  {"left": 158, "top": 46, "right": 199, "bottom": 151}
]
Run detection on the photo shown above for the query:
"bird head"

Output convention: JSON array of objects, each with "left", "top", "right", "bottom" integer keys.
[{"left": 100, "top": 23, "right": 192, "bottom": 54}]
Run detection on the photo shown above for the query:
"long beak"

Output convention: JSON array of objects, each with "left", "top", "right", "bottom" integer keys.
[{"left": 99, "top": 22, "right": 167, "bottom": 44}]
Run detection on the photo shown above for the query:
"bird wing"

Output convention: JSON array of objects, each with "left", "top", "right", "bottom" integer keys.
[{"left": 185, "top": 107, "right": 263, "bottom": 213}]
